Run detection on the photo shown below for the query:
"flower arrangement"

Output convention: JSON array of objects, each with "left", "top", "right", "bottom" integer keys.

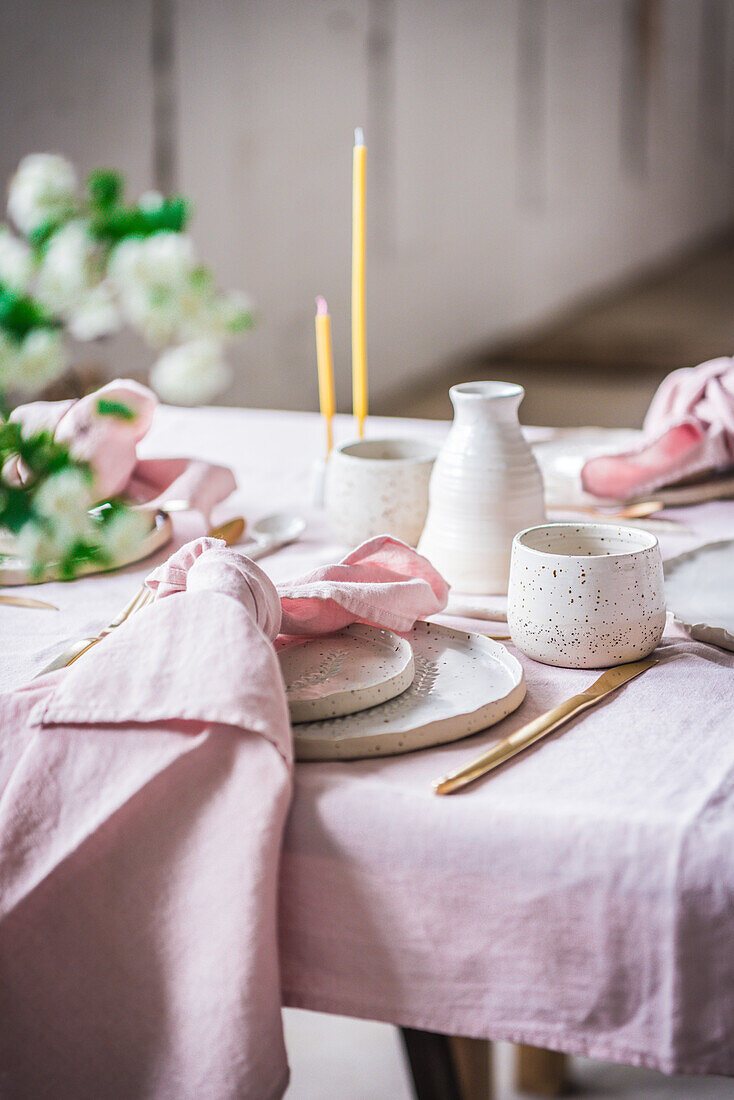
[{"left": 0, "top": 153, "right": 253, "bottom": 578}]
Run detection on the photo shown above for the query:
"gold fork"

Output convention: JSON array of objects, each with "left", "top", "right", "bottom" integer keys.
[{"left": 36, "top": 516, "right": 246, "bottom": 675}]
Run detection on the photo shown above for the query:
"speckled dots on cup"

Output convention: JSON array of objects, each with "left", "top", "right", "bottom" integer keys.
[{"left": 507, "top": 523, "right": 666, "bottom": 668}]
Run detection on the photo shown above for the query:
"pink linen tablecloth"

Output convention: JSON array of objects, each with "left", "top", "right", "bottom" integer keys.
[{"left": 3, "top": 406, "right": 734, "bottom": 1079}]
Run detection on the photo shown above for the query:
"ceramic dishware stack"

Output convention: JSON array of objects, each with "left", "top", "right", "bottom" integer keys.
[
  {"left": 507, "top": 522, "right": 666, "bottom": 668},
  {"left": 325, "top": 438, "right": 437, "bottom": 547},
  {"left": 286, "top": 621, "right": 525, "bottom": 761},
  {"left": 418, "top": 381, "right": 545, "bottom": 593}
]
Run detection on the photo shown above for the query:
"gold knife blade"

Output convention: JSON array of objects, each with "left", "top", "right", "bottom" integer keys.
[
  {"left": 0, "top": 594, "right": 59, "bottom": 610},
  {"left": 432, "top": 656, "right": 658, "bottom": 796}
]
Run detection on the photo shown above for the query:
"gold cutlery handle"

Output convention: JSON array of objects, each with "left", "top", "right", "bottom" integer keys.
[{"left": 433, "top": 694, "right": 594, "bottom": 795}]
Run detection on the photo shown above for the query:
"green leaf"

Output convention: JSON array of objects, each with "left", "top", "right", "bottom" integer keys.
[
  {"left": 0, "top": 285, "right": 57, "bottom": 337},
  {"left": 91, "top": 195, "right": 190, "bottom": 244},
  {"left": 28, "top": 218, "right": 64, "bottom": 250},
  {"left": 230, "top": 311, "right": 255, "bottom": 333},
  {"left": 96, "top": 397, "right": 136, "bottom": 420},
  {"left": 87, "top": 169, "right": 123, "bottom": 209}
]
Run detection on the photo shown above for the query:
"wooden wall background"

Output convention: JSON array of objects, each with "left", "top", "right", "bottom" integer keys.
[{"left": 0, "top": 0, "right": 733, "bottom": 411}]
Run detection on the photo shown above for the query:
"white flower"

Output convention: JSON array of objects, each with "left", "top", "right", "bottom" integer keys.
[
  {"left": 36, "top": 219, "right": 98, "bottom": 314},
  {"left": 14, "top": 328, "right": 67, "bottom": 394},
  {"left": 34, "top": 467, "right": 94, "bottom": 547},
  {"left": 109, "top": 231, "right": 195, "bottom": 292},
  {"left": 0, "top": 227, "right": 34, "bottom": 291},
  {"left": 178, "top": 288, "right": 255, "bottom": 341},
  {"left": 212, "top": 290, "right": 254, "bottom": 335},
  {"left": 99, "top": 508, "right": 150, "bottom": 562},
  {"left": 8, "top": 154, "right": 78, "bottom": 236},
  {"left": 68, "top": 280, "right": 120, "bottom": 341},
  {"left": 150, "top": 339, "right": 231, "bottom": 405},
  {"left": 16, "top": 519, "right": 61, "bottom": 570},
  {"left": 138, "top": 190, "right": 164, "bottom": 211},
  {"left": 109, "top": 232, "right": 198, "bottom": 345}
]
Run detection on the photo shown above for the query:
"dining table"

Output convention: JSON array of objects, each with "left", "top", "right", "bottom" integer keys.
[{"left": 3, "top": 403, "right": 734, "bottom": 1098}]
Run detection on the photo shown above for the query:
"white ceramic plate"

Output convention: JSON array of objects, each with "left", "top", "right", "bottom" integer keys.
[
  {"left": 664, "top": 539, "right": 734, "bottom": 651},
  {"left": 0, "top": 507, "right": 173, "bottom": 585},
  {"left": 293, "top": 621, "right": 526, "bottom": 761},
  {"left": 279, "top": 623, "right": 415, "bottom": 724}
]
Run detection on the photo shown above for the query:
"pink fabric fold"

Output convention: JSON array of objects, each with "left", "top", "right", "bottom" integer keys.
[
  {"left": 0, "top": 536, "right": 446, "bottom": 1099},
  {"left": 581, "top": 357, "right": 734, "bottom": 500},
  {"left": 278, "top": 535, "right": 449, "bottom": 635},
  {"left": 5, "top": 379, "right": 156, "bottom": 499},
  {"left": 3, "top": 380, "right": 236, "bottom": 522}
]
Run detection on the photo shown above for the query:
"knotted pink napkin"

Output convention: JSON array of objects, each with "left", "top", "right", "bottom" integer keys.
[
  {"left": 4, "top": 379, "right": 236, "bottom": 520},
  {"left": 581, "top": 356, "right": 734, "bottom": 499},
  {"left": 0, "top": 535, "right": 446, "bottom": 1099}
]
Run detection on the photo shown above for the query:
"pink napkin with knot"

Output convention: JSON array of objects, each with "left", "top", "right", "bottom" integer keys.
[
  {"left": 581, "top": 356, "right": 734, "bottom": 500},
  {"left": 5, "top": 379, "right": 236, "bottom": 522},
  {"left": 0, "top": 536, "right": 447, "bottom": 1099}
]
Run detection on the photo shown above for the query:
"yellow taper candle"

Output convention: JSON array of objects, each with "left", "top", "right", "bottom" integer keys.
[
  {"left": 351, "top": 127, "right": 367, "bottom": 438},
  {"left": 315, "top": 296, "right": 336, "bottom": 457}
]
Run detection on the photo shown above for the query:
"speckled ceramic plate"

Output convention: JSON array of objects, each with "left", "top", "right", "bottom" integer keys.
[
  {"left": 293, "top": 621, "right": 526, "bottom": 761},
  {"left": 0, "top": 507, "right": 173, "bottom": 585},
  {"left": 279, "top": 623, "right": 415, "bottom": 724},
  {"left": 664, "top": 540, "right": 734, "bottom": 651}
]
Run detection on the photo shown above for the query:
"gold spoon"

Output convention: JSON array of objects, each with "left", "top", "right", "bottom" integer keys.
[
  {"left": 209, "top": 516, "right": 246, "bottom": 544},
  {"left": 576, "top": 500, "right": 665, "bottom": 520}
]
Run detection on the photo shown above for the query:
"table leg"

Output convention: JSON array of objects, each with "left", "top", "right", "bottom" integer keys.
[
  {"left": 400, "top": 1028, "right": 492, "bottom": 1099},
  {"left": 449, "top": 1036, "right": 492, "bottom": 1098},
  {"left": 515, "top": 1045, "right": 569, "bottom": 1096}
]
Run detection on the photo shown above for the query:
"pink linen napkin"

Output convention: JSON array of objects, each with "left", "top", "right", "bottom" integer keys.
[
  {"left": 4, "top": 379, "right": 236, "bottom": 521},
  {"left": 0, "top": 536, "right": 446, "bottom": 1099},
  {"left": 581, "top": 356, "right": 734, "bottom": 500}
]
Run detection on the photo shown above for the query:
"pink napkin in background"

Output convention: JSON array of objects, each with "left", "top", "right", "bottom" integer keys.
[
  {"left": 581, "top": 356, "right": 734, "bottom": 500},
  {"left": 128, "top": 457, "right": 237, "bottom": 523},
  {"left": 3, "top": 379, "right": 237, "bottom": 523},
  {"left": 0, "top": 536, "right": 446, "bottom": 1100}
]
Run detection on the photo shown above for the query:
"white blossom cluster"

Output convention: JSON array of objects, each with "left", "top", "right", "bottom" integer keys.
[
  {"left": 17, "top": 466, "right": 151, "bottom": 570},
  {"left": 0, "top": 154, "right": 253, "bottom": 404}
]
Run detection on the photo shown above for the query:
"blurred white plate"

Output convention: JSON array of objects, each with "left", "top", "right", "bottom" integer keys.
[
  {"left": 279, "top": 624, "right": 414, "bottom": 724},
  {"left": 532, "top": 428, "right": 642, "bottom": 508},
  {"left": 293, "top": 621, "right": 525, "bottom": 761},
  {"left": 534, "top": 427, "right": 734, "bottom": 510},
  {"left": 0, "top": 507, "right": 172, "bottom": 585},
  {"left": 664, "top": 540, "right": 734, "bottom": 651}
]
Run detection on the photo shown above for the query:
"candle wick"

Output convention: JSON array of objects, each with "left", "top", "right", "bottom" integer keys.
[
  {"left": 315, "top": 296, "right": 328, "bottom": 316},
  {"left": 354, "top": 127, "right": 364, "bottom": 146}
]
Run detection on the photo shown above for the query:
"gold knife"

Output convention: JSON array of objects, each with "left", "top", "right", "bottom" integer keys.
[
  {"left": 0, "top": 594, "right": 58, "bottom": 610},
  {"left": 432, "top": 657, "right": 658, "bottom": 796}
]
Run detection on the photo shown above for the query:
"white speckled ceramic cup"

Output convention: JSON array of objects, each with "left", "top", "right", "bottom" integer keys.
[
  {"left": 507, "top": 523, "right": 666, "bottom": 668},
  {"left": 325, "top": 438, "right": 437, "bottom": 547}
]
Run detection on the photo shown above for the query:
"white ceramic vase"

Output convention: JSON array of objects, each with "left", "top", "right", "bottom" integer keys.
[{"left": 418, "top": 381, "right": 545, "bottom": 593}]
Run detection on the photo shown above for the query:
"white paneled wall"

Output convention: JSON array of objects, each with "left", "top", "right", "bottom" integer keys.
[{"left": 1, "top": 1, "right": 733, "bottom": 409}]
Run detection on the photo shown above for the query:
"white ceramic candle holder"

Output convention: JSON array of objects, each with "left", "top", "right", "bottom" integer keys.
[
  {"left": 324, "top": 438, "right": 437, "bottom": 547},
  {"left": 507, "top": 522, "right": 666, "bottom": 668}
]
